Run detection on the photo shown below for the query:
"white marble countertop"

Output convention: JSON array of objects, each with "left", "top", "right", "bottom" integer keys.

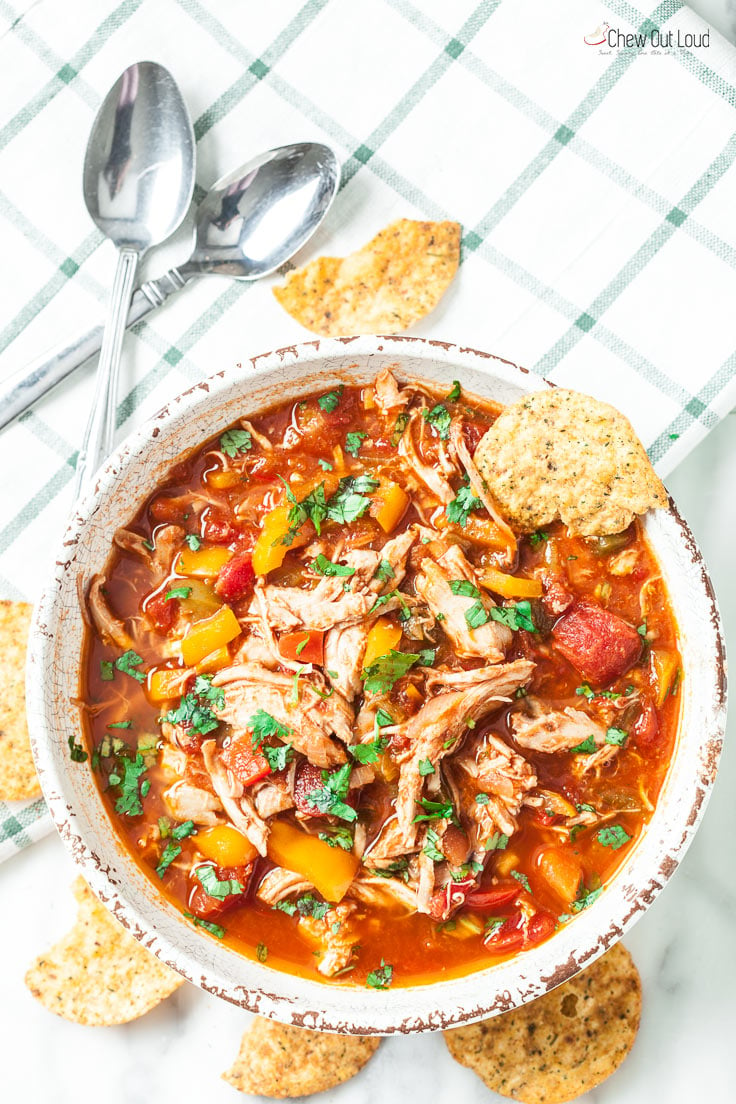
[{"left": 0, "top": 409, "right": 733, "bottom": 1103}]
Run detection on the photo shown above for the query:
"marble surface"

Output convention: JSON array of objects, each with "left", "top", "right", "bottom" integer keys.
[{"left": 0, "top": 410, "right": 733, "bottom": 1103}]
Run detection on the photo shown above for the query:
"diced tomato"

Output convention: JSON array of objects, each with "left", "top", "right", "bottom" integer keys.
[
  {"left": 525, "top": 911, "right": 557, "bottom": 946},
  {"left": 461, "top": 420, "right": 485, "bottom": 457},
  {"left": 483, "top": 911, "right": 525, "bottom": 953},
  {"left": 553, "top": 601, "right": 641, "bottom": 686},
  {"left": 221, "top": 739, "right": 271, "bottom": 787},
  {"left": 145, "top": 591, "right": 178, "bottom": 634},
  {"left": 464, "top": 884, "right": 519, "bottom": 911},
  {"left": 293, "top": 762, "right": 326, "bottom": 817},
  {"left": 278, "top": 630, "right": 325, "bottom": 666},
  {"left": 202, "top": 508, "right": 241, "bottom": 545},
  {"left": 632, "top": 699, "right": 660, "bottom": 752},
  {"left": 428, "top": 875, "right": 477, "bottom": 921},
  {"left": 188, "top": 863, "right": 251, "bottom": 920},
  {"left": 442, "top": 825, "right": 471, "bottom": 868},
  {"left": 533, "top": 808, "right": 561, "bottom": 828},
  {"left": 215, "top": 551, "right": 256, "bottom": 602}
]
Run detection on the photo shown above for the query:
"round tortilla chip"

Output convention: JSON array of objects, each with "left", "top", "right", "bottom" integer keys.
[
  {"left": 0, "top": 600, "right": 41, "bottom": 800},
  {"left": 222, "top": 1017, "right": 381, "bottom": 1098},
  {"left": 474, "top": 389, "right": 667, "bottom": 537},
  {"left": 25, "top": 877, "right": 183, "bottom": 1025},
  {"left": 444, "top": 943, "right": 641, "bottom": 1104},
  {"left": 273, "top": 218, "right": 460, "bottom": 336}
]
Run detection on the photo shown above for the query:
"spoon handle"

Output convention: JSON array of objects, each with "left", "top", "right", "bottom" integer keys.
[
  {"left": 72, "top": 248, "right": 139, "bottom": 502},
  {"left": 0, "top": 267, "right": 189, "bottom": 433}
]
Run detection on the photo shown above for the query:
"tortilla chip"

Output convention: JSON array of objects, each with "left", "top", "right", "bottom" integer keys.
[
  {"left": 222, "top": 1017, "right": 380, "bottom": 1098},
  {"left": 0, "top": 600, "right": 41, "bottom": 800},
  {"left": 474, "top": 389, "right": 667, "bottom": 537},
  {"left": 444, "top": 943, "right": 641, "bottom": 1104},
  {"left": 25, "top": 877, "right": 183, "bottom": 1024},
  {"left": 273, "top": 218, "right": 460, "bottom": 335}
]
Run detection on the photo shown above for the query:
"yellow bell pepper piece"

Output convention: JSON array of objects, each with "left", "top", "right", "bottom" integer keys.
[
  {"left": 181, "top": 604, "right": 241, "bottom": 667},
  {"left": 404, "top": 683, "right": 423, "bottom": 705},
  {"left": 371, "top": 481, "right": 410, "bottom": 534},
  {"left": 197, "top": 825, "right": 258, "bottom": 867},
  {"left": 494, "top": 849, "right": 520, "bottom": 877},
  {"left": 148, "top": 667, "right": 189, "bottom": 703},
  {"left": 180, "top": 579, "right": 222, "bottom": 616},
  {"left": 479, "top": 567, "right": 543, "bottom": 600},
  {"left": 176, "top": 544, "right": 232, "bottom": 578},
  {"left": 537, "top": 846, "right": 583, "bottom": 906},
  {"left": 363, "top": 617, "right": 402, "bottom": 669},
  {"left": 267, "top": 820, "right": 358, "bottom": 902},
  {"left": 652, "top": 649, "right": 680, "bottom": 707},
  {"left": 206, "top": 469, "right": 244, "bottom": 490},
  {"left": 252, "top": 505, "right": 292, "bottom": 576},
  {"left": 195, "top": 644, "right": 231, "bottom": 674}
]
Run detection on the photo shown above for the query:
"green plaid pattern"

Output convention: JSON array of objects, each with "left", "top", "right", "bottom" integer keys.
[{"left": 1, "top": 0, "right": 735, "bottom": 859}]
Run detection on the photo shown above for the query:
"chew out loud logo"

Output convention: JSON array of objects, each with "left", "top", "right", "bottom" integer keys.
[{"left": 584, "top": 21, "right": 710, "bottom": 48}]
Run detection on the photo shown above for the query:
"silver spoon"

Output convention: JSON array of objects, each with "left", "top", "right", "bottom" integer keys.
[
  {"left": 0, "top": 143, "right": 339, "bottom": 433},
  {"left": 72, "top": 61, "right": 195, "bottom": 499}
]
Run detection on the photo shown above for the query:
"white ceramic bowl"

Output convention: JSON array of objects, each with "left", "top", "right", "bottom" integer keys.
[{"left": 27, "top": 335, "right": 726, "bottom": 1034}]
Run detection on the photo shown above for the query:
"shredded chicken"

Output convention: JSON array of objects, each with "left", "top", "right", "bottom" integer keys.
[
  {"left": 212, "top": 664, "right": 347, "bottom": 767},
  {"left": 256, "top": 867, "right": 313, "bottom": 906},
  {"left": 398, "top": 412, "right": 454, "bottom": 503},
  {"left": 454, "top": 732, "right": 538, "bottom": 849},
  {"left": 349, "top": 873, "right": 417, "bottom": 911},
  {"left": 87, "top": 575, "right": 132, "bottom": 649},
  {"left": 163, "top": 780, "right": 222, "bottom": 826},
  {"left": 252, "top": 778, "right": 295, "bottom": 819},
  {"left": 415, "top": 545, "right": 511, "bottom": 661},
  {"left": 449, "top": 419, "right": 517, "bottom": 563},
  {"left": 425, "top": 658, "right": 534, "bottom": 693},
  {"left": 324, "top": 623, "right": 368, "bottom": 700},
  {"left": 298, "top": 902, "right": 361, "bottom": 977},
  {"left": 201, "top": 740, "right": 269, "bottom": 855},
  {"left": 374, "top": 366, "right": 411, "bottom": 414},
  {"left": 251, "top": 578, "right": 401, "bottom": 633},
  {"left": 511, "top": 702, "right": 608, "bottom": 753},
  {"left": 240, "top": 418, "right": 272, "bottom": 451}
]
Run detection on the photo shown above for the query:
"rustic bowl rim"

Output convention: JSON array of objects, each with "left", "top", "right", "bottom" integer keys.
[{"left": 26, "top": 334, "right": 727, "bottom": 1035}]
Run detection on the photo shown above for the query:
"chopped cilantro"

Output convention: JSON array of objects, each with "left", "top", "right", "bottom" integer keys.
[
  {"left": 637, "top": 620, "right": 648, "bottom": 638},
  {"left": 423, "top": 827, "right": 445, "bottom": 863},
  {"left": 422, "top": 403, "right": 451, "bottom": 440},
  {"left": 366, "top": 959, "right": 393, "bottom": 989},
  {"left": 156, "top": 841, "right": 181, "bottom": 878},
  {"left": 319, "top": 827, "right": 354, "bottom": 851},
  {"left": 195, "top": 864, "right": 244, "bottom": 899},
  {"left": 484, "top": 831, "right": 509, "bottom": 851},
  {"left": 100, "top": 660, "right": 114, "bottom": 682},
  {"left": 318, "top": 386, "right": 343, "bottom": 412},
  {"left": 114, "top": 754, "right": 147, "bottom": 816},
  {"left": 349, "top": 738, "right": 387, "bottom": 765},
  {"left": 248, "top": 709, "right": 292, "bottom": 750},
  {"left": 418, "top": 758, "right": 435, "bottom": 776},
  {"left": 605, "top": 727, "right": 628, "bottom": 746},
  {"left": 318, "top": 458, "right": 333, "bottom": 471},
  {"left": 220, "top": 428, "right": 252, "bottom": 457},
  {"left": 390, "top": 411, "right": 410, "bottom": 446},
  {"left": 263, "top": 743, "right": 294, "bottom": 772},
  {"left": 450, "top": 579, "right": 481, "bottom": 598},
  {"left": 374, "top": 708, "right": 394, "bottom": 730},
  {"left": 447, "top": 380, "right": 461, "bottom": 402},
  {"left": 184, "top": 533, "right": 201, "bottom": 551},
  {"left": 115, "top": 649, "right": 146, "bottom": 684},
  {"left": 576, "top": 802, "right": 595, "bottom": 813},
  {"left": 475, "top": 793, "right": 490, "bottom": 805},
  {"left": 489, "top": 601, "right": 536, "bottom": 633},
  {"left": 367, "top": 858, "right": 410, "bottom": 882},
  {"left": 571, "top": 735, "right": 598, "bottom": 754},
  {"left": 597, "top": 825, "right": 631, "bottom": 850},
  {"left": 326, "top": 474, "right": 380, "bottom": 525},
  {"left": 67, "top": 734, "right": 87, "bottom": 762},
  {"left": 368, "top": 589, "right": 397, "bottom": 614},
  {"left": 275, "top": 894, "right": 331, "bottom": 920},
  {"left": 528, "top": 531, "right": 549, "bottom": 547},
  {"left": 158, "top": 816, "right": 171, "bottom": 838},
  {"left": 446, "top": 479, "right": 482, "bottom": 526},
  {"left": 305, "top": 763, "right": 357, "bottom": 822},
  {"left": 281, "top": 480, "right": 328, "bottom": 543},
  {"left": 362, "top": 649, "right": 422, "bottom": 694},
  {"left": 576, "top": 683, "right": 595, "bottom": 701},
  {"left": 107, "top": 720, "right": 131, "bottom": 730},
  {"left": 345, "top": 431, "right": 367, "bottom": 457},
  {"left": 295, "top": 635, "right": 310, "bottom": 657},
  {"left": 465, "top": 600, "right": 489, "bottom": 630},
  {"left": 165, "top": 586, "right": 191, "bottom": 601},
  {"left": 256, "top": 942, "right": 268, "bottom": 963},
  {"left": 162, "top": 693, "right": 219, "bottom": 737},
  {"left": 193, "top": 674, "right": 225, "bottom": 710},
  {"left": 183, "top": 912, "right": 225, "bottom": 938},
  {"left": 172, "top": 820, "right": 195, "bottom": 840},
  {"left": 413, "top": 797, "right": 454, "bottom": 823},
  {"left": 484, "top": 917, "right": 505, "bottom": 936},
  {"left": 312, "top": 553, "right": 355, "bottom": 577},
  {"left": 571, "top": 883, "right": 603, "bottom": 912},
  {"left": 417, "top": 648, "right": 435, "bottom": 667},
  {"left": 511, "top": 869, "right": 531, "bottom": 893},
  {"left": 374, "top": 559, "right": 395, "bottom": 582},
  {"left": 140, "top": 779, "right": 151, "bottom": 798}
]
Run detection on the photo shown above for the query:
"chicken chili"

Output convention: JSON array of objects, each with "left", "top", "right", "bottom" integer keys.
[{"left": 80, "top": 368, "right": 681, "bottom": 987}]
